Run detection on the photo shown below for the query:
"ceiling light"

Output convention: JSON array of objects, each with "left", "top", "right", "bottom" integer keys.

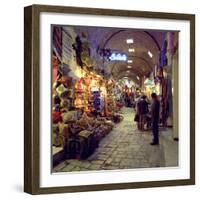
[
  {"left": 126, "top": 70, "right": 130, "bottom": 73},
  {"left": 127, "top": 66, "right": 132, "bottom": 69},
  {"left": 148, "top": 51, "right": 153, "bottom": 58},
  {"left": 126, "top": 39, "right": 134, "bottom": 44},
  {"left": 128, "top": 48, "right": 135, "bottom": 52},
  {"left": 127, "top": 60, "right": 133, "bottom": 63}
]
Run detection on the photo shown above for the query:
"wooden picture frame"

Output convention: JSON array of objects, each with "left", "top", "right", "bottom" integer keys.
[{"left": 24, "top": 4, "right": 195, "bottom": 194}]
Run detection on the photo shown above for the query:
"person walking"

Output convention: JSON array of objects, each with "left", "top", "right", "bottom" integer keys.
[
  {"left": 137, "top": 95, "right": 149, "bottom": 131},
  {"left": 150, "top": 93, "right": 160, "bottom": 145}
]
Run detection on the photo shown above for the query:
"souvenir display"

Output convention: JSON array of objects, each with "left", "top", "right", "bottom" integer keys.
[{"left": 51, "top": 54, "right": 127, "bottom": 158}]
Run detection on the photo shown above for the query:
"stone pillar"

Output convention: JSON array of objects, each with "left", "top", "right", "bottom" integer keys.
[
  {"left": 172, "top": 49, "right": 178, "bottom": 139},
  {"left": 165, "top": 32, "right": 174, "bottom": 127}
]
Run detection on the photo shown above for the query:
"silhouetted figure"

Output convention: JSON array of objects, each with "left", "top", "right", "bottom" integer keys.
[
  {"left": 137, "top": 95, "right": 149, "bottom": 130},
  {"left": 150, "top": 93, "right": 160, "bottom": 145}
]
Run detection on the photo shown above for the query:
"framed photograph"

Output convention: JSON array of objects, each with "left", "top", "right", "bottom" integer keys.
[{"left": 24, "top": 4, "right": 195, "bottom": 194}]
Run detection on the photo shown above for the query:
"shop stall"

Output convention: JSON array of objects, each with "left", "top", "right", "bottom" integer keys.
[{"left": 51, "top": 31, "right": 124, "bottom": 164}]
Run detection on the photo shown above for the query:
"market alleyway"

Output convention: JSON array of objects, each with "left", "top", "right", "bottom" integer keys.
[{"left": 53, "top": 107, "right": 178, "bottom": 172}]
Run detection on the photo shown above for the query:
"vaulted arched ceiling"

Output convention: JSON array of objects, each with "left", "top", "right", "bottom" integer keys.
[
  {"left": 74, "top": 26, "right": 166, "bottom": 82},
  {"left": 102, "top": 30, "right": 160, "bottom": 80}
]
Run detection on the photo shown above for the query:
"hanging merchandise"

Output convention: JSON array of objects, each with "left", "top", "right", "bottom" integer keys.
[
  {"left": 58, "top": 63, "right": 71, "bottom": 76},
  {"left": 72, "top": 36, "right": 83, "bottom": 68},
  {"left": 105, "top": 80, "right": 115, "bottom": 114},
  {"left": 92, "top": 91, "right": 101, "bottom": 111},
  {"left": 75, "top": 91, "right": 88, "bottom": 108},
  {"left": 74, "top": 98, "right": 85, "bottom": 108},
  {"left": 52, "top": 54, "right": 59, "bottom": 82},
  {"left": 83, "top": 76, "right": 91, "bottom": 86},
  {"left": 60, "top": 89, "right": 72, "bottom": 99},
  {"left": 99, "top": 86, "right": 106, "bottom": 116},
  {"left": 74, "top": 77, "right": 90, "bottom": 110},
  {"left": 52, "top": 104, "right": 62, "bottom": 124},
  {"left": 80, "top": 32, "right": 94, "bottom": 69},
  {"left": 60, "top": 99, "right": 70, "bottom": 110},
  {"left": 90, "top": 79, "right": 97, "bottom": 88},
  {"left": 56, "top": 84, "right": 67, "bottom": 96},
  {"left": 89, "top": 87, "right": 101, "bottom": 115},
  {"left": 58, "top": 75, "right": 73, "bottom": 88},
  {"left": 160, "top": 39, "right": 168, "bottom": 67},
  {"left": 53, "top": 94, "right": 61, "bottom": 105},
  {"left": 81, "top": 52, "right": 94, "bottom": 68},
  {"left": 72, "top": 32, "right": 95, "bottom": 70},
  {"left": 75, "top": 78, "right": 85, "bottom": 92}
]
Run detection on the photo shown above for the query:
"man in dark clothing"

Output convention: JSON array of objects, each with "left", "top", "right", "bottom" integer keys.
[{"left": 150, "top": 93, "right": 160, "bottom": 145}]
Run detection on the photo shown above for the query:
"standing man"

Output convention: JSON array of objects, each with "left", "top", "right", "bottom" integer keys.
[{"left": 150, "top": 93, "right": 160, "bottom": 145}]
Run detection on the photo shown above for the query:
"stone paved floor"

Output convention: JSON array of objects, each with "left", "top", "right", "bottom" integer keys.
[{"left": 53, "top": 107, "right": 178, "bottom": 172}]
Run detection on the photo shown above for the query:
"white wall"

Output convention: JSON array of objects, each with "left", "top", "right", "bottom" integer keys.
[{"left": 0, "top": 0, "right": 199, "bottom": 199}]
